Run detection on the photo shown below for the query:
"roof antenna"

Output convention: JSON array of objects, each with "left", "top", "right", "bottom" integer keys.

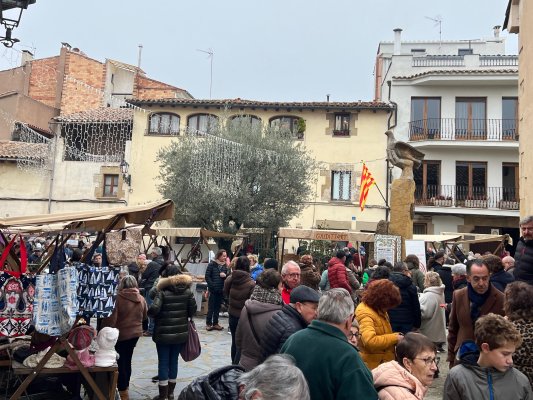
[
  {"left": 425, "top": 15, "right": 443, "bottom": 50},
  {"left": 197, "top": 48, "right": 214, "bottom": 99}
]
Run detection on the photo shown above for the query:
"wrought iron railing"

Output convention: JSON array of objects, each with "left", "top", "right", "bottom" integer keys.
[
  {"left": 409, "top": 118, "right": 517, "bottom": 141},
  {"left": 414, "top": 185, "right": 519, "bottom": 209}
]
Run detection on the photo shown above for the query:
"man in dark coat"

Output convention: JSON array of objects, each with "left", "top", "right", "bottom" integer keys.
[
  {"left": 139, "top": 247, "right": 164, "bottom": 336},
  {"left": 483, "top": 254, "right": 514, "bottom": 292},
  {"left": 514, "top": 215, "right": 533, "bottom": 283},
  {"left": 388, "top": 261, "right": 421, "bottom": 334},
  {"left": 261, "top": 286, "right": 319, "bottom": 359},
  {"left": 447, "top": 259, "right": 505, "bottom": 368},
  {"left": 281, "top": 288, "right": 377, "bottom": 400}
]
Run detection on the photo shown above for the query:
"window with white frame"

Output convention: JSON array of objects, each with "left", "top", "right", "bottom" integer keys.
[
  {"left": 148, "top": 113, "right": 180, "bottom": 135},
  {"left": 331, "top": 171, "right": 352, "bottom": 201}
]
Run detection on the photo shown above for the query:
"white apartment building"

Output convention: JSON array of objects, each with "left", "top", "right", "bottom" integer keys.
[{"left": 375, "top": 27, "right": 520, "bottom": 249}]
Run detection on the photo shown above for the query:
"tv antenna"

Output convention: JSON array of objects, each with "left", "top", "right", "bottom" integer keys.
[
  {"left": 425, "top": 15, "right": 443, "bottom": 47},
  {"left": 196, "top": 48, "right": 214, "bottom": 99}
]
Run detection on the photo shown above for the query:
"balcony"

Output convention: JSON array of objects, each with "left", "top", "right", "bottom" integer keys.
[
  {"left": 412, "top": 55, "right": 465, "bottom": 67},
  {"left": 479, "top": 55, "right": 518, "bottom": 67},
  {"left": 409, "top": 119, "right": 517, "bottom": 142},
  {"left": 415, "top": 185, "right": 519, "bottom": 210}
]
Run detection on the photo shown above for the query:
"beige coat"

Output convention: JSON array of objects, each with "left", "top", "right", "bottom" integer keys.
[{"left": 419, "top": 285, "right": 446, "bottom": 343}]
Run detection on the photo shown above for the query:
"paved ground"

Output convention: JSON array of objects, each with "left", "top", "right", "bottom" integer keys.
[{"left": 128, "top": 315, "right": 447, "bottom": 399}]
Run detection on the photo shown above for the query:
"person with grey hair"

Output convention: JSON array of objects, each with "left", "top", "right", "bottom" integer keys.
[
  {"left": 281, "top": 288, "right": 377, "bottom": 400},
  {"left": 515, "top": 215, "right": 533, "bottom": 283},
  {"left": 280, "top": 260, "right": 301, "bottom": 304},
  {"left": 102, "top": 275, "right": 147, "bottom": 400},
  {"left": 139, "top": 247, "right": 164, "bottom": 336},
  {"left": 502, "top": 255, "right": 515, "bottom": 275},
  {"left": 238, "top": 354, "right": 310, "bottom": 400},
  {"left": 450, "top": 263, "right": 468, "bottom": 291}
]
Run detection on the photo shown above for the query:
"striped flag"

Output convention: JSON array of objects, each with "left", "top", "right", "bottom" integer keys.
[{"left": 359, "top": 163, "right": 375, "bottom": 211}]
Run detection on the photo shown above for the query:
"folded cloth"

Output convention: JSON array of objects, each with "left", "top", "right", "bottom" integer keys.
[{"left": 22, "top": 346, "right": 66, "bottom": 369}]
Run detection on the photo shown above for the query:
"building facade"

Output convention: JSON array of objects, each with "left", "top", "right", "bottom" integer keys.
[
  {"left": 126, "top": 98, "right": 392, "bottom": 232},
  {"left": 375, "top": 28, "right": 520, "bottom": 242},
  {"left": 505, "top": 0, "right": 532, "bottom": 218}
]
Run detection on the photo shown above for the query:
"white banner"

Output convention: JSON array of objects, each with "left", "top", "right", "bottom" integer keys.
[{"left": 405, "top": 240, "right": 427, "bottom": 273}]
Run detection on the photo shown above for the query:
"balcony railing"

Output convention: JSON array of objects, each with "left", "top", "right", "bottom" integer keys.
[
  {"left": 479, "top": 55, "right": 518, "bottom": 67},
  {"left": 409, "top": 118, "right": 517, "bottom": 141},
  {"left": 415, "top": 185, "right": 519, "bottom": 210},
  {"left": 412, "top": 55, "right": 465, "bottom": 67}
]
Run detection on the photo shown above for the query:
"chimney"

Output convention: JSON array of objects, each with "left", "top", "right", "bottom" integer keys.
[
  {"left": 393, "top": 28, "right": 403, "bottom": 55},
  {"left": 493, "top": 25, "right": 501, "bottom": 38},
  {"left": 20, "top": 50, "right": 33, "bottom": 66}
]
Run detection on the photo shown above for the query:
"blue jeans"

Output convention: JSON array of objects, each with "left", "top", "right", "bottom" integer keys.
[
  {"left": 156, "top": 343, "right": 183, "bottom": 381},
  {"left": 145, "top": 293, "right": 154, "bottom": 334}
]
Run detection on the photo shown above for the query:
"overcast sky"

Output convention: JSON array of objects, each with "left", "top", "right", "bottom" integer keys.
[{"left": 1, "top": 0, "right": 515, "bottom": 102}]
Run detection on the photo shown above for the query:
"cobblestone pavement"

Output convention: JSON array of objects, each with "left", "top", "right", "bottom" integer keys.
[{"left": 128, "top": 315, "right": 446, "bottom": 399}]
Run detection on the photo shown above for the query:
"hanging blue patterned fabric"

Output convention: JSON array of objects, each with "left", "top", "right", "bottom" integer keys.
[
  {"left": 48, "top": 235, "right": 67, "bottom": 274},
  {"left": 76, "top": 264, "right": 119, "bottom": 318},
  {"left": 32, "top": 266, "right": 78, "bottom": 336}
]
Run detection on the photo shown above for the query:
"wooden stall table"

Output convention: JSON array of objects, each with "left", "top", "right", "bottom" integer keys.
[{"left": 8, "top": 338, "right": 118, "bottom": 400}]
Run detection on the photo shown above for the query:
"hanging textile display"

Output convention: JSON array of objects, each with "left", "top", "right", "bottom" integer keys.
[
  {"left": 0, "top": 235, "right": 36, "bottom": 337},
  {"left": 76, "top": 264, "right": 119, "bottom": 318},
  {"left": 32, "top": 266, "right": 79, "bottom": 336},
  {"left": 105, "top": 229, "right": 142, "bottom": 266}
]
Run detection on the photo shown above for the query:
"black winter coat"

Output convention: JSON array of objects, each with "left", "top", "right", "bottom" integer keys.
[
  {"left": 139, "top": 260, "right": 161, "bottom": 293},
  {"left": 148, "top": 274, "right": 197, "bottom": 345},
  {"left": 435, "top": 265, "right": 454, "bottom": 304},
  {"left": 205, "top": 260, "right": 228, "bottom": 295},
  {"left": 388, "top": 272, "right": 421, "bottom": 334},
  {"left": 490, "top": 270, "right": 515, "bottom": 293},
  {"left": 514, "top": 238, "right": 533, "bottom": 283},
  {"left": 261, "top": 304, "right": 307, "bottom": 359},
  {"left": 177, "top": 365, "right": 244, "bottom": 400}
]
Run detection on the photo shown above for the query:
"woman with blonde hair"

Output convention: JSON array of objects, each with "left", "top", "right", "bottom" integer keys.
[
  {"left": 419, "top": 271, "right": 446, "bottom": 352},
  {"left": 355, "top": 279, "right": 403, "bottom": 370}
]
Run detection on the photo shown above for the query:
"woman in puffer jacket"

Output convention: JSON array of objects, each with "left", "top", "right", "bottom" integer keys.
[
  {"left": 148, "top": 265, "right": 197, "bottom": 400},
  {"left": 372, "top": 332, "right": 438, "bottom": 399}
]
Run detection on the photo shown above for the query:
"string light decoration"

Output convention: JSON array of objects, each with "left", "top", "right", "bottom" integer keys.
[{"left": 56, "top": 108, "right": 133, "bottom": 163}]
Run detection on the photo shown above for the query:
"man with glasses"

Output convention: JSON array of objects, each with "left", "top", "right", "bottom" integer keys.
[
  {"left": 447, "top": 259, "right": 504, "bottom": 368},
  {"left": 281, "top": 288, "right": 376, "bottom": 400},
  {"left": 514, "top": 215, "right": 533, "bottom": 283},
  {"left": 261, "top": 285, "right": 320, "bottom": 359},
  {"left": 280, "top": 261, "right": 301, "bottom": 304}
]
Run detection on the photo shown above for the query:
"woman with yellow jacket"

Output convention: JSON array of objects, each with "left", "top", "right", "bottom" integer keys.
[{"left": 355, "top": 279, "right": 403, "bottom": 370}]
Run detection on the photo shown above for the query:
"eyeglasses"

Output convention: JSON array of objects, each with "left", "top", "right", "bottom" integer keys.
[
  {"left": 284, "top": 273, "right": 300, "bottom": 279},
  {"left": 414, "top": 356, "right": 440, "bottom": 366},
  {"left": 349, "top": 331, "right": 360, "bottom": 339}
]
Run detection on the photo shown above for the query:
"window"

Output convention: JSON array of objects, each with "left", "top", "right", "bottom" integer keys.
[
  {"left": 456, "top": 162, "right": 487, "bottom": 200},
  {"left": 502, "top": 97, "right": 518, "bottom": 140},
  {"left": 333, "top": 114, "right": 350, "bottom": 136},
  {"left": 410, "top": 98, "right": 441, "bottom": 138},
  {"left": 103, "top": 174, "right": 119, "bottom": 197},
  {"left": 230, "top": 115, "right": 262, "bottom": 131},
  {"left": 458, "top": 48, "right": 473, "bottom": 56},
  {"left": 413, "top": 223, "right": 428, "bottom": 235},
  {"left": 187, "top": 114, "right": 219, "bottom": 134},
  {"left": 502, "top": 163, "right": 519, "bottom": 201},
  {"left": 455, "top": 98, "right": 486, "bottom": 139},
  {"left": 331, "top": 171, "right": 352, "bottom": 201},
  {"left": 411, "top": 49, "right": 426, "bottom": 55},
  {"left": 269, "top": 116, "right": 303, "bottom": 139},
  {"left": 414, "top": 161, "right": 441, "bottom": 200},
  {"left": 148, "top": 113, "right": 180, "bottom": 135}
]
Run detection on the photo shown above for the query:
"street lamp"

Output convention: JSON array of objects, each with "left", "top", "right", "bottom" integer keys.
[
  {"left": 120, "top": 159, "right": 131, "bottom": 186},
  {"left": 0, "top": 0, "right": 36, "bottom": 47}
]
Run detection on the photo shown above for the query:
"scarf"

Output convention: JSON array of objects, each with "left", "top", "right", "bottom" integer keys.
[
  {"left": 250, "top": 285, "right": 283, "bottom": 305},
  {"left": 467, "top": 282, "right": 491, "bottom": 325}
]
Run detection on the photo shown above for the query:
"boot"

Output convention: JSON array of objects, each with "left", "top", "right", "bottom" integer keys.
[
  {"left": 153, "top": 385, "right": 168, "bottom": 400},
  {"left": 119, "top": 389, "right": 129, "bottom": 400},
  {"left": 168, "top": 382, "right": 176, "bottom": 400}
]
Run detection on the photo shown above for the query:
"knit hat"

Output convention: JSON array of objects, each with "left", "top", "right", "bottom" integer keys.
[
  {"left": 290, "top": 285, "right": 320, "bottom": 304},
  {"left": 68, "top": 325, "right": 96, "bottom": 350},
  {"left": 96, "top": 327, "right": 119, "bottom": 350}
]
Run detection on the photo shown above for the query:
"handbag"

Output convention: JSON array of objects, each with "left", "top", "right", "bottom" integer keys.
[
  {"left": 49, "top": 234, "right": 67, "bottom": 274},
  {"left": 32, "top": 266, "right": 79, "bottom": 336},
  {"left": 105, "top": 229, "right": 142, "bottom": 266},
  {"left": 180, "top": 319, "right": 201, "bottom": 362},
  {"left": 0, "top": 235, "right": 36, "bottom": 337}
]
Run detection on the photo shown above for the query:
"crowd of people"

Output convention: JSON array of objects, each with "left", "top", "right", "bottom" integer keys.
[{"left": 17, "top": 215, "right": 533, "bottom": 399}]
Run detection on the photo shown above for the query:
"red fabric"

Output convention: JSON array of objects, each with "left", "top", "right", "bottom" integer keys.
[
  {"left": 281, "top": 287, "right": 291, "bottom": 304},
  {"left": 327, "top": 257, "right": 352, "bottom": 294}
]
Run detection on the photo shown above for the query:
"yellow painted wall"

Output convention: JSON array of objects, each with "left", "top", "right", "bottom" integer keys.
[{"left": 128, "top": 106, "right": 390, "bottom": 229}]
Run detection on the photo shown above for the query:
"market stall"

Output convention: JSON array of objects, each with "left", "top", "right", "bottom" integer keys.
[{"left": 0, "top": 200, "right": 175, "bottom": 399}]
